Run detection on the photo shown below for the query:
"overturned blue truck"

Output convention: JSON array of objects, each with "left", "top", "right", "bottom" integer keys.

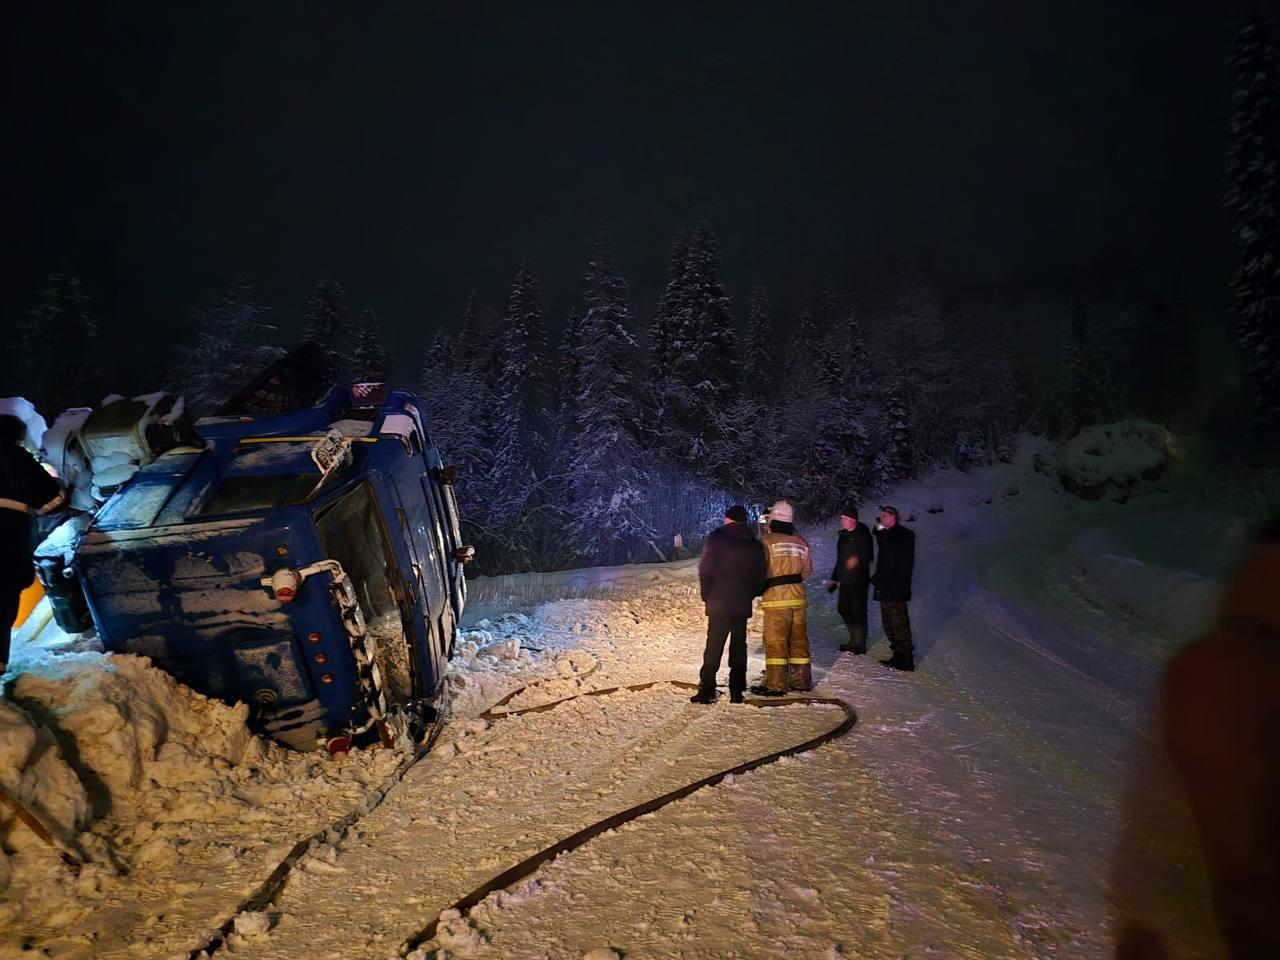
[{"left": 49, "top": 375, "right": 472, "bottom": 753}]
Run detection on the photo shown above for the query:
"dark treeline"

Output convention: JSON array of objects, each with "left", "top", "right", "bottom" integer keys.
[{"left": 0, "top": 221, "right": 1255, "bottom": 576}]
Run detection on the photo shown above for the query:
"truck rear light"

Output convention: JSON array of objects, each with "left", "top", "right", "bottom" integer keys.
[
  {"left": 314, "top": 653, "right": 327, "bottom": 664},
  {"left": 326, "top": 735, "right": 351, "bottom": 758},
  {"left": 307, "top": 632, "right": 321, "bottom": 643},
  {"left": 320, "top": 673, "right": 334, "bottom": 684}
]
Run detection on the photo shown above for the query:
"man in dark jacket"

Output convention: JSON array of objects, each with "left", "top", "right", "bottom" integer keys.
[
  {"left": 1, "top": 414, "right": 64, "bottom": 673},
  {"left": 693, "top": 504, "right": 767, "bottom": 704},
  {"left": 826, "top": 504, "right": 874, "bottom": 654},
  {"left": 871, "top": 504, "right": 915, "bottom": 672}
]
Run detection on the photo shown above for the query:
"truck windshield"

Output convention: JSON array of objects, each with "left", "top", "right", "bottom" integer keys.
[{"left": 200, "top": 474, "right": 318, "bottom": 515}]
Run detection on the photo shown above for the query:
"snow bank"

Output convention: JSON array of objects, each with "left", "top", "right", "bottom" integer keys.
[
  {"left": 1047, "top": 420, "right": 1180, "bottom": 502},
  {"left": 0, "top": 649, "right": 401, "bottom": 945},
  {"left": 1067, "top": 532, "right": 1219, "bottom": 643},
  {"left": 864, "top": 434, "right": 1047, "bottom": 524}
]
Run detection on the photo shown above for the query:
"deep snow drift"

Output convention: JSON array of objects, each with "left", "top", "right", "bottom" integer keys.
[{"left": 1, "top": 430, "right": 1246, "bottom": 959}]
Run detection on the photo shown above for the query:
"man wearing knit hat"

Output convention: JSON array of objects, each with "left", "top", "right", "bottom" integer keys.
[
  {"left": 752, "top": 499, "right": 814, "bottom": 695},
  {"left": 692, "top": 504, "right": 767, "bottom": 704},
  {"left": 826, "top": 504, "right": 875, "bottom": 654},
  {"left": 872, "top": 505, "right": 916, "bottom": 671}
]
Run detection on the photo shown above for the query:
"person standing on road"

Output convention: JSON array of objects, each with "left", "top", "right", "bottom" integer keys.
[
  {"left": 0, "top": 414, "right": 65, "bottom": 674},
  {"left": 753, "top": 499, "right": 814, "bottom": 695},
  {"left": 826, "top": 504, "right": 874, "bottom": 654},
  {"left": 692, "top": 504, "right": 767, "bottom": 705},
  {"left": 872, "top": 505, "right": 916, "bottom": 672}
]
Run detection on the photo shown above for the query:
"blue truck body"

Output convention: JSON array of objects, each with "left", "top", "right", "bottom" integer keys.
[{"left": 73, "top": 384, "right": 467, "bottom": 750}]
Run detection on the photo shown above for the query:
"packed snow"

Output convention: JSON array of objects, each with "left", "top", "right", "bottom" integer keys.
[{"left": 1, "top": 431, "right": 1245, "bottom": 959}]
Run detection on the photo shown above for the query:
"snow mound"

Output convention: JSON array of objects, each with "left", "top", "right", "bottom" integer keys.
[
  {"left": 865, "top": 434, "right": 1046, "bottom": 523},
  {"left": 0, "top": 397, "right": 49, "bottom": 449},
  {"left": 6, "top": 653, "right": 258, "bottom": 824},
  {"left": 0, "top": 649, "right": 401, "bottom": 939},
  {"left": 1068, "top": 533, "right": 1219, "bottom": 642},
  {"left": 1048, "top": 420, "right": 1180, "bottom": 502}
]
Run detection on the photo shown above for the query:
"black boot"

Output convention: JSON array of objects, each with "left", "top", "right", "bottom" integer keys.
[
  {"left": 729, "top": 690, "right": 745, "bottom": 704},
  {"left": 690, "top": 688, "right": 717, "bottom": 704},
  {"left": 748, "top": 683, "right": 786, "bottom": 697},
  {"left": 881, "top": 653, "right": 915, "bottom": 672},
  {"left": 839, "top": 625, "right": 867, "bottom": 654}
]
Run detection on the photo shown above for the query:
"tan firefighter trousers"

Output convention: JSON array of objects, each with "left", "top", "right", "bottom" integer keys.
[{"left": 761, "top": 602, "right": 812, "bottom": 691}]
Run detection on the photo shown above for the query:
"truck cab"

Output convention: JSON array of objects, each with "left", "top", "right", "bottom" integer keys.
[{"left": 73, "top": 383, "right": 469, "bottom": 751}]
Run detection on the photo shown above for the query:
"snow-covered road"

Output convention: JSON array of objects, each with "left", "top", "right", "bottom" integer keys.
[
  {"left": 231, "top": 487, "right": 1224, "bottom": 959},
  {"left": 3, "top": 463, "right": 1235, "bottom": 959}
]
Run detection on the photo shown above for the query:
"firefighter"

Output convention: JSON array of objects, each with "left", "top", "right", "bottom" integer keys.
[
  {"left": 751, "top": 499, "right": 813, "bottom": 695},
  {"left": 0, "top": 414, "right": 64, "bottom": 673}
]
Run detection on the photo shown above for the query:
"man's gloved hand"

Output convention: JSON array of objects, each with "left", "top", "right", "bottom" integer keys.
[{"left": 825, "top": 581, "right": 838, "bottom": 593}]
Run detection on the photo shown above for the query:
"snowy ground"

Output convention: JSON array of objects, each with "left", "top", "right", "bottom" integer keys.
[{"left": 1, "top": 434, "right": 1244, "bottom": 959}]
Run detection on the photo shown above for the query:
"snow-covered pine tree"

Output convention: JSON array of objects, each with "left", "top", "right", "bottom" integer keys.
[
  {"left": 785, "top": 309, "right": 823, "bottom": 395},
  {"left": 1064, "top": 300, "right": 1119, "bottom": 433},
  {"left": 666, "top": 223, "right": 738, "bottom": 471},
  {"left": 871, "top": 387, "right": 912, "bottom": 494},
  {"left": 176, "top": 282, "right": 285, "bottom": 415},
  {"left": 1225, "top": 16, "right": 1280, "bottom": 436},
  {"left": 15, "top": 274, "right": 99, "bottom": 412},
  {"left": 487, "top": 264, "right": 546, "bottom": 553},
  {"left": 743, "top": 285, "right": 774, "bottom": 403},
  {"left": 568, "top": 241, "right": 660, "bottom": 565},
  {"left": 351, "top": 308, "right": 393, "bottom": 382},
  {"left": 503, "top": 261, "right": 551, "bottom": 466},
  {"left": 301, "top": 280, "right": 353, "bottom": 371},
  {"left": 649, "top": 231, "right": 690, "bottom": 380},
  {"left": 420, "top": 297, "right": 499, "bottom": 568},
  {"left": 646, "top": 231, "right": 692, "bottom": 455}
]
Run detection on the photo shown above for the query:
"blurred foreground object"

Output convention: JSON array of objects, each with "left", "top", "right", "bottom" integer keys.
[{"left": 1163, "top": 525, "right": 1280, "bottom": 958}]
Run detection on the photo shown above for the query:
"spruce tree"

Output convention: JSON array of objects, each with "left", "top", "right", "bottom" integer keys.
[
  {"left": 488, "top": 264, "right": 546, "bottom": 541},
  {"left": 301, "top": 280, "right": 353, "bottom": 370},
  {"left": 177, "top": 282, "right": 285, "bottom": 415},
  {"left": 568, "top": 241, "right": 659, "bottom": 564},
  {"left": 352, "top": 307, "right": 393, "bottom": 381},
  {"left": 16, "top": 274, "right": 99, "bottom": 412},
  {"left": 1225, "top": 17, "right": 1280, "bottom": 435},
  {"left": 662, "top": 223, "right": 738, "bottom": 467},
  {"left": 743, "top": 285, "right": 774, "bottom": 402},
  {"left": 1064, "top": 301, "right": 1119, "bottom": 432}
]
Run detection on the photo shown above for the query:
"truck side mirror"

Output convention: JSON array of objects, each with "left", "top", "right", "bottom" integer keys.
[
  {"left": 453, "top": 545, "right": 476, "bottom": 564},
  {"left": 440, "top": 465, "right": 459, "bottom": 486}
]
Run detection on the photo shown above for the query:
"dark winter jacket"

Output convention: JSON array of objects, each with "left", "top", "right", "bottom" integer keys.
[
  {"left": 699, "top": 521, "right": 768, "bottom": 620},
  {"left": 872, "top": 523, "right": 915, "bottom": 602},
  {"left": 831, "top": 525, "right": 874, "bottom": 586},
  {"left": 0, "top": 439, "right": 62, "bottom": 590}
]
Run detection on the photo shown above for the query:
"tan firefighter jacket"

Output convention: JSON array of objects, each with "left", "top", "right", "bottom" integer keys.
[{"left": 760, "top": 530, "right": 813, "bottom": 610}]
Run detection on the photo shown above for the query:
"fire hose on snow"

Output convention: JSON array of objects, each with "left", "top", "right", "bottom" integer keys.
[{"left": 186, "top": 671, "right": 855, "bottom": 960}]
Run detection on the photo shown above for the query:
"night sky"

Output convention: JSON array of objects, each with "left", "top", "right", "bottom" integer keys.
[{"left": 4, "top": 2, "right": 1238, "bottom": 388}]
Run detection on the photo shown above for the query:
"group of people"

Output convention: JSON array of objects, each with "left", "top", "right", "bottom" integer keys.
[{"left": 693, "top": 498, "right": 916, "bottom": 704}]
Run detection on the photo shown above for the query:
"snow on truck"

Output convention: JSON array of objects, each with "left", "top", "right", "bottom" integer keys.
[{"left": 32, "top": 379, "right": 473, "bottom": 754}]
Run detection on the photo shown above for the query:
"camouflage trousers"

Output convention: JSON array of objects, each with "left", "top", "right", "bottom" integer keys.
[
  {"left": 761, "top": 604, "right": 812, "bottom": 691},
  {"left": 879, "top": 601, "right": 914, "bottom": 657}
]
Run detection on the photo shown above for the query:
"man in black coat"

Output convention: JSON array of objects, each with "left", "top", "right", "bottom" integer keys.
[
  {"left": 871, "top": 504, "right": 916, "bottom": 672},
  {"left": 825, "top": 504, "right": 874, "bottom": 654},
  {"left": 1, "top": 414, "right": 64, "bottom": 672},
  {"left": 693, "top": 504, "right": 768, "bottom": 704}
]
